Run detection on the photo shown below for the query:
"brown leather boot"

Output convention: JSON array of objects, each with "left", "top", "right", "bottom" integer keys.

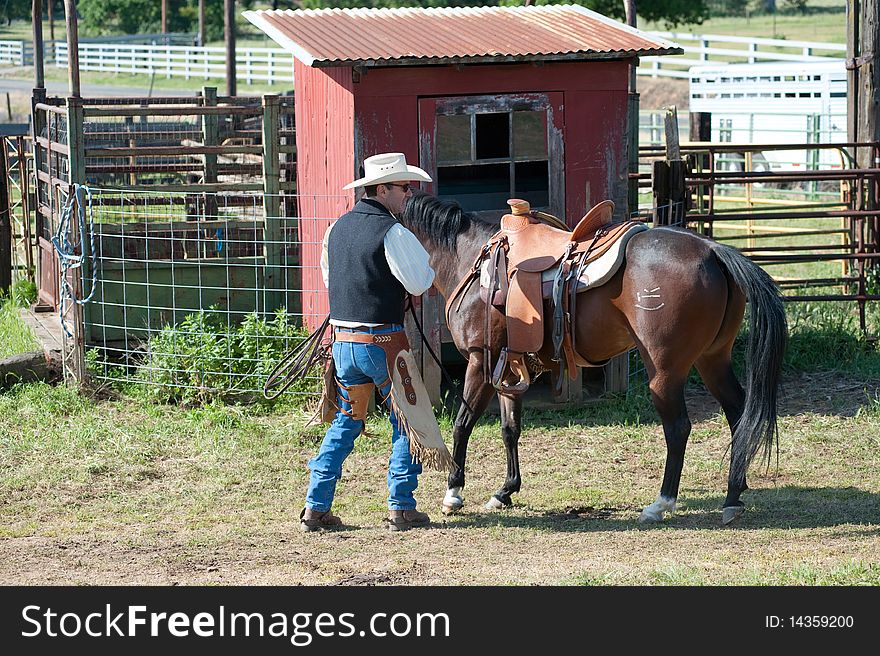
[
  {"left": 386, "top": 509, "right": 430, "bottom": 532},
  {"left": 300, "top": 507, "right": 343, "bottom": 532}
]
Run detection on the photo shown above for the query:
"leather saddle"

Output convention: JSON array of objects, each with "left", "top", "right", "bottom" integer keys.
[{"left": 481, "top": 198, "right": 643, "bottom": 395}]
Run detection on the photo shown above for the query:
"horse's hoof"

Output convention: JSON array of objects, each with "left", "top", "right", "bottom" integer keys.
[
  {"left": 722, "top": 505, "right": 745, "bottom": 526},
  {"left": 638, "top": 508, "right": 663, "bottom": 523},
  {"left": 638, "top": 496, "right": 676, "bottom": 523},
  {"left": 442, "top": 489, "right": 464, "bottom": 515},
  {"left": 485, "top": 496, "right": 506, "bottom": 510}
]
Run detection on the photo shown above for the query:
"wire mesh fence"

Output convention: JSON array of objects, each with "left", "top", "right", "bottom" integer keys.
[{"left": 76, "top": 187, "right": 348, "bottom": 402}]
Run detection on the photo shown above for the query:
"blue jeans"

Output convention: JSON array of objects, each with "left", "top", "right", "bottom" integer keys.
[{"left": 305, "top": 324, "right": 422, "bottom": 512}]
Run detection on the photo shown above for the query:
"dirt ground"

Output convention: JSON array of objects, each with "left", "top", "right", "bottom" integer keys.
[
  {"left": 636, "top": 77, "right": 690, "bottom": 111},
  {"left": 1, "top": 371, "right": 878, "bottom": 586}
]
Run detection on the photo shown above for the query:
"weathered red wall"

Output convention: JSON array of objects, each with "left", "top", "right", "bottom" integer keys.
[
  {"left": 294, "top": 60, "right": 355, "bottom": 326},
  {"left": 352, "top": 60, "right": 631, "bottom": 225},
  {"left": 295, "top": 59, "right": 631, "bottom": 326}
]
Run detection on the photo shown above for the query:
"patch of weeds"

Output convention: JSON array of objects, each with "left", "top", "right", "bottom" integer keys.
[
  {"left": 1, "top": 277, "right": 37, "bottom": 307},
  {"left": 0, "top": 382, "right": 94, "bottom": 420},
  {"left": 104, "top": 308, "right": 323, "bottom": 407},
  {"left": 742, "top": 561, "right": 880, "bottom": 586},
  {"left": 855, "top": 390, "right": 880, "bottom": 419},
  {"left": 649, "top": 564, "right": 708, "bottom": 586},
  {"left": 0, "top": 299, "right": 39, "bottom": 358}
]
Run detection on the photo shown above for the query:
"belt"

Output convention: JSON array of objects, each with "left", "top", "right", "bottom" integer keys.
[
  {"left": 335, "top": 323, "right": 398, "bottom": 332},
  {"left": 335, "top": 331, "right": 406, "bottom": 345}
]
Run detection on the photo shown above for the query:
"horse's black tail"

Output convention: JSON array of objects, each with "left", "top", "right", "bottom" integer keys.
[{"left": 710, "top": 242, "right": 787, "bottom": 482}]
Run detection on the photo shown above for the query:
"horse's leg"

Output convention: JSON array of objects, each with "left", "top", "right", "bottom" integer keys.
[
  {"left": 640, "top": 371, "right": 692, "bottom": 523},
  {"left": 442, "top": 351, "right": 496, "bottom": 515},
  {"left": 695, "top": 351, "right": 748, "bottom": 525},
  {"left": 485, "top": 392, "right": 523, "bottom": 509}
]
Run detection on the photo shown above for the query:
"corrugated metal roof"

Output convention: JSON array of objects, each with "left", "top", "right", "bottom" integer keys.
[{"left": 243, "top": 5, "right": 682, "bottom": 68}]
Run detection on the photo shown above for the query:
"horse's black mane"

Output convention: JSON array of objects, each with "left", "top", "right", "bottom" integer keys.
[{"left": 401, "top": 191, "right": 497, "bottom": 249}]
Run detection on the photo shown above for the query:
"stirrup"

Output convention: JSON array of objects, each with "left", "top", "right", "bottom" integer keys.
[{"left": 492, "top": 349, "right": 530, "bottom": 395}]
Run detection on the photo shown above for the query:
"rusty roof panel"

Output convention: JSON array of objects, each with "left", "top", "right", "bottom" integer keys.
[{"left": 243, "top": 5, "right": 682, "bottom": 68}]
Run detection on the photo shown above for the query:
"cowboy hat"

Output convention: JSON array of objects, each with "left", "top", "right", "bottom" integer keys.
[{"left": 343, "top": 152, "right": 432, "bottom": 190}]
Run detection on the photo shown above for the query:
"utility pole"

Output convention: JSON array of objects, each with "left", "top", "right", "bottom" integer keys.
[
  {"left": 847, "top": 0, "right": 879, "bottom": 167},
  {"left": 63, "top": 0, "right": 80, "bottom": 97},
  {"left": 32, "top": 0, "right": 45, "bottom": 89},
  {"left": 161, "top": 0, "right": 167, "bottom": 34},
  {"left": 625, "top": 0, "right": 639, "bottom": 218},
  {"left": 225, "top": 0, "right": 237, "bottom": 96},
  {"left": 624, "top": 0, "right": 637, "bottom": 93},
  {"left": 199, "top": 0, "right": 206, "bottom": 46},
  {"left": 48, "top": 0, "right": 55, "bottom": 41}
]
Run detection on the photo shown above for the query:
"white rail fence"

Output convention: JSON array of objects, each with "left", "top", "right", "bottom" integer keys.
[
  {"left": 638, "top": 32, "right": 847, "bottom": 79},
  {"left": 53, "top": 42, "right": 294, "bottom": 85},
  {"left": 0, "top": 39, "right": 32, "bottom": 66},
  {"left": 1, "top": 32, "right": 846, "bottom": 84}
]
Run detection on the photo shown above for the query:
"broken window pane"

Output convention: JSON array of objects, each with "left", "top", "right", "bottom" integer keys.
[{"left": 475, "top": 113, "right": 510, "bottom": 159}]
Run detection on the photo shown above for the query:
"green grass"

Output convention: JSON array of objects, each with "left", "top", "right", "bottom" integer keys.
[
  {"left": 0, "top": 278, "right": 40, "bottom": 359},
  {"left": 2, "top": 364, "right": 879, "bottom": 584},
  {"left": 640, "top": 1, "right": 846, "bottom": 43},
  {"left": 0, "top": 294, "right": 39, "bottom": 359}
]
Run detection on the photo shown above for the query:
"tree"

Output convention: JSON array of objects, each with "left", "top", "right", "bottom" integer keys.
[
  {"left": 782, "top": 0, "right": 808, "bottom": 13},
  {"left": 77, "top": 0, "right": 256, "bottom": 40},
  {"left": 298, "top": 1, "right": 709, "bottom": 30},
  {"left": 2, "top": 0, "right": 32, "bottom": 26}
]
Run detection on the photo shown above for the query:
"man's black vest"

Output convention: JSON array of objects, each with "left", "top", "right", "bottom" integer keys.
[{"left": 328, "top": 199, "right": 407, "bottom": 324}]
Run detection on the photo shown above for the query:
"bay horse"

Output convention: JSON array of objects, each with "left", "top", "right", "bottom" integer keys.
[{"left": 400, "top": 192, "right": 787, "bottom": 525}]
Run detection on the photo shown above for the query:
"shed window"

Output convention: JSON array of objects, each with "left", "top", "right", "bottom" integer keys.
[{"left": 435, "top": 103, "right": 550, "bottom": 213}]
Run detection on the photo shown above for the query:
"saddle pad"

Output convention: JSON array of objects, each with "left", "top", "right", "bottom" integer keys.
[{"left": 480, "top": 223, "right": 648, "bottom": 300}]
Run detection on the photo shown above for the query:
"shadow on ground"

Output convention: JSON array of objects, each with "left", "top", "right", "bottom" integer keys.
[{"left": 439, "top": 486, "right": 880, "bottom": 533}]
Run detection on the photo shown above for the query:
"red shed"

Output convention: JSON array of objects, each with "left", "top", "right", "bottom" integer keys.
[
  {"left": 246, "top": 4, "right": 679, "bottom": 311},
  {"left": 245, "top": 5, "right": 680, "bottom": 399}
]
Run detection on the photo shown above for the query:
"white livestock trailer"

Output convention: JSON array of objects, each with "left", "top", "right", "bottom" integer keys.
[{"left": 689, "top": 60, "right": 848, "bottom": 172}]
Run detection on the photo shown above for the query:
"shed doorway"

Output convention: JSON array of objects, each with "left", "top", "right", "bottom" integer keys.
[{"left": 419, "top": 93, "right": 564, "bottom": 222}]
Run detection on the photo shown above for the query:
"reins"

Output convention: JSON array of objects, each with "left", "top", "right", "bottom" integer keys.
[
  {"left": 406, "top": 296, "right": 474, "bottom": 415},
  {"left": 263, "top": 315, "right": 332, "bottom": 400}
]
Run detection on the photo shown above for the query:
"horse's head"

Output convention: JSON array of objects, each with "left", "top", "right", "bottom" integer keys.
[{"left": 401, "top": 191, "right": 493, "bottom": 250}]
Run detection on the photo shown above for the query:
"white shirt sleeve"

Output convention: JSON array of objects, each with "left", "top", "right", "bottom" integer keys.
[
  {"left": 383, "top": 224, "right": 436, "bottom": 296},
  {"left": 320, "top": 224, "right": 333, "bottom": 289}
]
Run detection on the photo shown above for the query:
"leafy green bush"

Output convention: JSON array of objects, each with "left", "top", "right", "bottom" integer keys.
[
  {"left": 1, "top": 277, "right": 37, "bottom": 307},
  {"left": 131, "top": 308, "right": 321, "bottom": 406},
  {"left": 782, "top": 299, "right": 880, "bottom": 375}
]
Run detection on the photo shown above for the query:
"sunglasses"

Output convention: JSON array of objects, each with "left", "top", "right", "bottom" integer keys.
[{"left": 385, "top": 182, "right": 412, "bottom": 192}]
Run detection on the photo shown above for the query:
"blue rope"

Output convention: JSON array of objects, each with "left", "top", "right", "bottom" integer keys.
[{"left": 52, "top": 184, "right": 98, "bottom": 337}]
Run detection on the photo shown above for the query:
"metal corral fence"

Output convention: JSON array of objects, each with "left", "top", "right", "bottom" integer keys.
[
  {"left": 1, "top": 129, "right": 34, "bottom": 291},
  {"left": 636, "top": 141, "right": 880, "bottom": 333},
  {"left": 72, "top": 187, "right": 344, "bottom": 401},
  {"left": 29, "top": 90, "right": 308, "bottom": 390}
]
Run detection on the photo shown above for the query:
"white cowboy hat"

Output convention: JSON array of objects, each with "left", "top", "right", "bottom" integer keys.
[{"left": 343, "top": 152, "right": 432, "bottom": 190}]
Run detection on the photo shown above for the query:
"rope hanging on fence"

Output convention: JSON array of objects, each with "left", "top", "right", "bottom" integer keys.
[{"left": 52, "top": 184, "right": 99, "bottom": 337}]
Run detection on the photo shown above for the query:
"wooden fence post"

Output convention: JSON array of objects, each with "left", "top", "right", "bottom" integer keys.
[
  {"left": 689, "top": 111, "right": 712, "bottom": 233},
  {"left": 201, "top": 86, "right": 218, "bottom": 221},
  {"left": 64, "top": 95, "right": 87, "bottom": 386},
  {"left": 0, "top": 144, "right": 10, "bottom": 295},
  {"left": 262, "top": 94, "right": 284, "bottom": 315}
]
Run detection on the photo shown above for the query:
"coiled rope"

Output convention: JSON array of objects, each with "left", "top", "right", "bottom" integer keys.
[{"left": 51, "top": 184, "right": 98, "bottom": 337}]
